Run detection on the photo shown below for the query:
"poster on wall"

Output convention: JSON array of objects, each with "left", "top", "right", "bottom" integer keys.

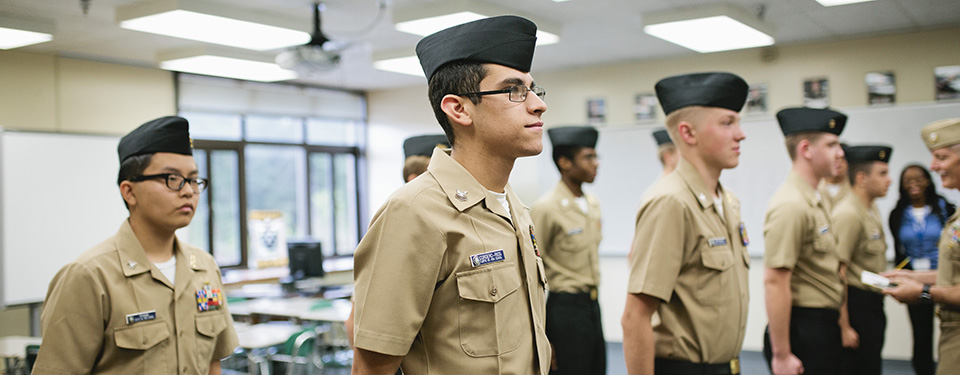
[
  {"left": 935, "top": 65, "right": 960, "bottom": 101},
  {"left": 866, "top": 71, "right": 896, "bottom": 106},
  {"left": 803, "top": 78, "right": 830, "bottom": 109},
  {"left": 745, "top": 83, "right": 768, "bottom": 113},
  {"left": 634, "top": 93, "right": 657, "bottom": 122},
  {"left": 248, "top": 210, "right": 289, "bottom": 269},
  {"left": 587, "top": 97, "right": 606, "bottom": 124}
]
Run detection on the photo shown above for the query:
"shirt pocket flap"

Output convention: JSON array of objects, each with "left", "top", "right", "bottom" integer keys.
[
  {"left": 701, "top": 249, "right": 735, "bottom": 272},
  {"left": 196, "top": 314, "right": 227, "bottom": 338},
  {"left": 457, "top": 263, "right": 520, "bottom": 303},
  {"left": 115, "top": 321, "right": 169, "bottom": 350}
]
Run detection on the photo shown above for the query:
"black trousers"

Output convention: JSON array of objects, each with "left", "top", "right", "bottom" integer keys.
[
  {"left": 841, "top": 286, "right": 886, "bottom": 375},
  {"left": 546, "top": 291, "right": 606, "bottom": 375},
  {"left": 763, "top": 307, "right": 842, "bottom": 375},
  {"left": 908, "top": 302, "right": 937, "bottom": 375}
]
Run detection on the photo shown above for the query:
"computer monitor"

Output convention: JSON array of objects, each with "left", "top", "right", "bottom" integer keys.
[{"left": 287, "top": 240, "right": 325, "bottom": 280}]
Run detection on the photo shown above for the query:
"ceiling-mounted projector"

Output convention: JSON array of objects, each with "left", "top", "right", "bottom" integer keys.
[{"left": 276, "top": 2, "right": 343, "bottom": 72}]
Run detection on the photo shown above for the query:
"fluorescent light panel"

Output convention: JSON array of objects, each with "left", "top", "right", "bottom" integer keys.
[
  {"left": 0, "top": 26, "right": 52, "bottom": 49},
  {"left": 119, "top": 8, "right": 309, "bottom": 51},
  {"left": 816, "top": 0, "right": 875, "bottom": 6},
  {"left": 644, "top": 16, "right": 773, "bottom": 53},
  {"left": 373, "top": 56, "right": 425, "bottom": 77},
  {"left": 160, "top": 55, "right": 298, "bottom": 82},
  {"left": 395, "top": 12, "right": 559, "bottom": 46}
]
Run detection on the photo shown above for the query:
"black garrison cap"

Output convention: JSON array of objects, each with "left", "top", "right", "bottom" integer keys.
[
  {"left": 118, "top": 116, "right": 192, "bottom": 163},
  {"left": 416, "top": 15, "right": 538, "bottom": 80},
  {"left": 403, "top": 134, "right": 450, "bottom": 158},
  {"left": 776, "top": 107, "right": 847, "bottom": 136},
  {"left": 652, "top": 128, "right": 672, "bottom": 147},
  {"left": 845, "top": 145, "right": 892, "bottom": 164},
  {"left": 654, "top": 72, "right": 749, "bottom": 115},
  {"left": 548, "top": 126, "right": 598, "bottom": 149}
]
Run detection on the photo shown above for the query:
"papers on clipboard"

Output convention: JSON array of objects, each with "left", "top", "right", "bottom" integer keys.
[{"left": 861, "top": 270, "right": 894, "bottom": 289}]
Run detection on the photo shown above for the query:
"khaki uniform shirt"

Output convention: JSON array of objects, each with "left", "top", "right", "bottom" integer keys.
[
  {"left": 818, "top": 179, "right": 852, "bottom": 213},
  {"left": 353, "top": 149, "right": 550, "bottom": 375},
  {"left": 34, "top": 221, "right": 238, "bottom": 375},
  {"left": 936, "top": 213, "right": 960, "bottom": 373},
  {"left": 627, "top": 159, "right": 750, "bottom": 363},
  {"left": 530, "top": 181, "right": 602, "bottom": 294},
  {"left": 937, "top": 213, "right": 960, "bottom": 298},
  {"left": 832, "top": 195, "right": 887, "bottom": 291},
  {"left": 764, "top": 171, "right": 844, "bottom": 310}
]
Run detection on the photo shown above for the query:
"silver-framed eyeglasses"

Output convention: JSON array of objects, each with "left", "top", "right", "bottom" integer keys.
[
  {"left": 130, "top": 173, "right": 208, "bottom": 193},
  {"left": 455, "top": 85, "right": 546, "bottom": 102}
]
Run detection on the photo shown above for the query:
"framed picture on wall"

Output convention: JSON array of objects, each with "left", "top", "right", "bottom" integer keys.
[
  {"left": 745, "top": 83, "right": 768, "bottom": 113},
  {"left": 634, "top": 93, "right": 657, "bottom": 122},
  {"left": 803, "top": 78, "right": 830, "bottom": 109},
  {"left": 866, "top": 71, "right": 896, "bottom": 106},
  {"left": 935, "top": 65, "right": 960, "bottom": 101},
  {"left": 587, "top": 97, "right": 606, "bottom": 124}
]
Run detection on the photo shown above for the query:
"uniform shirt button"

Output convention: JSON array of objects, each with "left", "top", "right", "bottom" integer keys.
[{"left": 490, "top": 285, "right": 498, "bottom": 296}]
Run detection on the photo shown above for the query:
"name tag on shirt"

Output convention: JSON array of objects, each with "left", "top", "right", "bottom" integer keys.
[
  {"left": 567, "top": 228, "right": 584, "bottom": 236},
  {"left": 708, "top": 237, "right": 728, "bottom": 247},
  {"left": 470, "top": 249, "right": 505, "bottom": 267},
  {"left": 126, "top": 310, "right": 157, "bottom": 325}
]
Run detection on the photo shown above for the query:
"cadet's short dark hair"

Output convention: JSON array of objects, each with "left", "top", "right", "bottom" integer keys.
[
  {"left": 552, "top": 145, "right": 582, "bottom": 171},
  {"left": 427, "top": 61, "right": 487, "bottom": 147},
  {"left": 117, "top": 153, "right": 153, "bottom": 209},
  {"left": 848, "top": 161, "right": 874, "bottom": 186}
]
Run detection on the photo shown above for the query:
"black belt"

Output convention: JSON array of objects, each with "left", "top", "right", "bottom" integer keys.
[
  {"left": 654, "top": 358, "right": 740, "bottom": 375},
  {"left": 549, "top": 289, "right": 599, "bottom": 301},
  {"left": 791, "top": 306, "right": 839, "bottom": 322}
]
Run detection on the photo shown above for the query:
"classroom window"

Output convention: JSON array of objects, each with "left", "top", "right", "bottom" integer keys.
[{"left": 183, "top": 111, "right": 365, "bottom": 269}]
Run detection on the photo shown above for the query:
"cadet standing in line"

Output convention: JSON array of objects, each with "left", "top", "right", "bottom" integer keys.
[
  {"left": 351, "top": 15, "right": 551, "bottom": 375},
  {"left": 33, "top": 116, "right": 238, "bottom": 375},
  {"left": 833, "top": 145, "right": 893, "bottom": 374},
  {"left": 820, "top": 143, "right": 852, "bottom": 212},
  {"left": 763, "top": 107, "right": 847, "bottom": 375},
  {"left": 652, "top": 128, "right": 679, "bottom": 175},
  {"left": 531, "top": 126, "right": 605, "bottom": 375},
  {"left": 622, "top": 72, "right": 750, "bottom": 375},
  {"left": 885, "top": 118, "right": 960, "bottom": 375},
  {"left": 402, "top": 134, "right": 449, "bottom": 182}
]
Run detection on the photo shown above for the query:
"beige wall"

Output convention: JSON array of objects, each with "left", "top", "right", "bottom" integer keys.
[{"left": 0, "top": 50, "right": 175, "bottom": 134}]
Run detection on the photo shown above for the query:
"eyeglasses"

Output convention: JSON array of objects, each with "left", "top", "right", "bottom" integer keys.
[
  {"left": 455, "top": 85, "right": 546, "bottom": 103},
  {"left": 130, "top": 173, "right": 208, "bottom": 193}
]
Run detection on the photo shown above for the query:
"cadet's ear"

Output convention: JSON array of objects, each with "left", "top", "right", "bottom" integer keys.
[
  {"left": 441, "top": 94, "right": 473, "bottom": 128},
  {"left": 557, "top": 156, "right": 573, "bottom": 171},
  {"left": 797, "top": 139, "right": 813, "bottom": 160},
  {"left": 676, "top": 121, "right": 697, "bottom": 146},
  {"left": 119, "top": 181, "right": 137, "bottom": 208}
]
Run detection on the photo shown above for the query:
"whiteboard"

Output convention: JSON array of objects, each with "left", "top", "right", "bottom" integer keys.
[
  {"left": 1, "top": 131, "right": 128, "bottom": 307},
  {"left": 535, "top": 102, "right": 960, "bottom": 256}
]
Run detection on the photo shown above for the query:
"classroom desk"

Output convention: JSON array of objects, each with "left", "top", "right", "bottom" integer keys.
[{"left": 230, "top": 297, "right": 352, "bottom": 323}]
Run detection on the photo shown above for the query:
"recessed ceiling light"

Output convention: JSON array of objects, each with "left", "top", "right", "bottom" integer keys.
[
  {"left": 0, "top": 15, "right": 54, "bottom": 50},
  {"left": 373, "top": 56, "right": 425, "bottom": 77},
  {"left": 393, "top": 1, "right": 560, "bottom": 46},
  {"left": 815, "top": 0, "right": 875, "bottom": 6},
  {"left": 158, "top": 48, "right": 297, "bottom": 82},
  {"left": 643, "top": 4, "right": 775, "bottom": 53},
  {"left": 117, "top": 0, "right": 310, "bottom": 51}
]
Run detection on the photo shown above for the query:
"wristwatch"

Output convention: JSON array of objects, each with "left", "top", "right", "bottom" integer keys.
[{"left": 920, "top": 284, "right": 933, "bottom": 303}]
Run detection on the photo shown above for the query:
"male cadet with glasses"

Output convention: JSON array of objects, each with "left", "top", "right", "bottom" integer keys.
[
  {"left": 531, "top": 126, "right": 604, "bottom": 375},
  {"left": 33, "top": 116, "right": 238, "bottom": 375},
  {"left": 833, "top": 145, "right": 893, "bottom": 374},
  {"left": 763, "top": 107, "right": 848, "bottom": 375},
  {"left": 351, "top": 15, "right": 551, "bottom": 375},
  {"left": 622, "top": 72, "right": 750, "bottom": 375},
  {"left": 885, "top": 118, "right": 960, "bottom": 374},
  {"left": 652, "top": 128, "right": 679, "bottom": 175},
  {"left": 402, "top": 134, "right": 450, "bottom": 182}
]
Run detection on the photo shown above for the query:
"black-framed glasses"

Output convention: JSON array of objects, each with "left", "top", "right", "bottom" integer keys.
[
  {"left": 455, "top": 85, "right": 546, "bottom": 103},
  {"left": 130, "top": 173, "right": 208, "bottom": 193}
]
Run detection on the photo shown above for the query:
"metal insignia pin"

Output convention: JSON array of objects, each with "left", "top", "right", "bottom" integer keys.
[
  {"left": 127, "top": 261, "right": 137, "bottom": 269},
  {"left": 879, "top": 150, "right": 886, "bottom": 159},
  {"left": 930, "top": 132, "right": 939, "bottom": 142},
  {"left": 828, "top": 119, "right": 836, "bottom": 128},
  {"left": 190, "top": 255, "right": 197, "bottom": 268},
  {"left": 455, "top": 189, "right": 468, "bottom": 202},
  {"left": 698, "top": 193, "right": 706, "bottom": 202}
]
